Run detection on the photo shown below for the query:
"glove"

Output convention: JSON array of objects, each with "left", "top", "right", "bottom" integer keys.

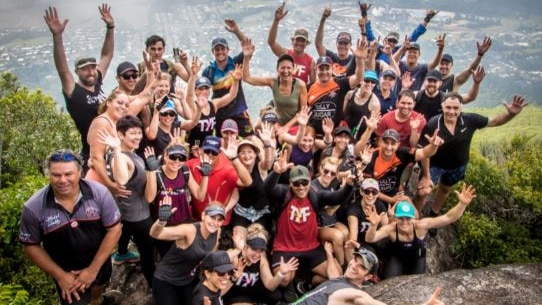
[
  {"left": 158, "top": 204, "right": 173, "bottom": 222},
  {"left": 199, "top": 162, "right": 212, "bottom": 176},
  {"left": 146, "top": 155, "right": 161, "bottom": 171},
  {"left": 359, "top": 2, "right": 371, "bottom": 18},
  {"left": 424, "top": 10, "right": 438, "bottom": 23}
]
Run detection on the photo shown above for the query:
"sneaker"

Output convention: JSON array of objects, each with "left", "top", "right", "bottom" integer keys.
[{"left": 112, "top": 251, "right": 140, "bottom": 265}]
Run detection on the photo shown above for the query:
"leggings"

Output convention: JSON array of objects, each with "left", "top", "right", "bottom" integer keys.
[
  {"left": 152, "top": 277, "right": 197, "bottom": 305},
  {"left": 383, "top": 254, "right": 425, "bottom": 279},
  {"left": 118, "top": 217, "right": 156, "bottom": 287}
]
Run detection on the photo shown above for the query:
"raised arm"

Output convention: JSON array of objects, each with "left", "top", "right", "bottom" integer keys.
[
  {"left": 315, "top": 8, "right": 331, "bottom": 57},
  {"left": 487, "top": 95, "right": 527, "bottom": 127},
  {"left": 221, "top": 135, "right": 253, "bottom": 187},
  {"left": 213, "top": 63, "right": 242, "bottom": 110},
  {"left": 349, "top": 39, "right": 368, "bottom": 88},
  {"left": 187, "top": 155, "right": 211, "bottom": 201},
  {"left": 414, "top": 129, "right": 444, "bottom": 161},
  {"left": 224, "top": 19, "right": 247, "bottom": 43},
  {"left": 428, "top": 33, "right": 445, "bottom": 70},
  {"left": 242, "top": 38, "right": 274, "bottom": 87},
  {"left": 267, "top": 2, "right": 289, "bottom": 56},
  {"left": 364, "top": 205, "right": 393, "bottom": 243},
  {"left": 461, "top": 66, "right": 486, "bottom": 104},
  {"left": 97, "top": 4, "right": 115, "bottom": 79},
  {"left": 453, "top": 37, "right": 492, "bottom": 90},
  {"left": 172, "top": 47, "right": 191, "bottom": 82},
  {"left": 149, "top": 196, "right": 196, "bottom": 240},
  {"left": 97, "top": 130, "right": 133, "bottom": 186},
  {"left": 44, "top": 7, "right": 75, "bottom": 96},
  {"left": 418, "top": 184, "right": 476, "bottom": 230}
]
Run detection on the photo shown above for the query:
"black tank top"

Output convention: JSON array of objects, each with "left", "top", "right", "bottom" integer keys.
[
  {"left": 344, "top": 88, "right": 372, "bottom": 129},
  {"left": 239, "top": 166, "right": 269, "bottom": 210},
  {"left": 391, "top": 224, "right": 425, "bottom": 259},
  {"left": 225, "top": 260, "right": 261, "bottom": 299},
  {"left": 188, "top": 102, "right": 217, "bottom": 147},
  {"left": 154, "top": 222, "right": 218, "bottom": 286}
]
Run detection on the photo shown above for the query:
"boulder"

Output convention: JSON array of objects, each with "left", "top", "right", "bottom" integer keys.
[{"left": 364, "top": 263, "right": 542, "bottom": 305}]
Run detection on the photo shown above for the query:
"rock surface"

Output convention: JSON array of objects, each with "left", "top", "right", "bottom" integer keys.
[{"left": 364, "top": 263, "right": 542, "bottom": 305}]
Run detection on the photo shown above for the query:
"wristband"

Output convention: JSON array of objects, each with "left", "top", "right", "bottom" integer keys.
[
  {"left": 229, "top": 155, "right": 239, "bottom": 161},
  {"left": 277, "top": 271, "right": 285, "bottom": 279},
  {"left": 478, "top": 52, "right": 484, "bottom": 57},
  {"left": 156, "top": 220, "right": 167, "bottom": 227},
  {"left": 106, "top": 24, "right": 115, "bottom": 29}
]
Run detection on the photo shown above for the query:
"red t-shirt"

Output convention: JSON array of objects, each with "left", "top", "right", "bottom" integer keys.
[
  {"left": 288, "top": 49, "right": 313, "bottom": 84},
  {"left": 273, "top": 196, "right": 320, "bottom": 252},
  {"left": 376, "top": 110, "right": 426, "bottom": 148},
  {"left": 187, "top": 153, "right": 238, "bottom": 225}
]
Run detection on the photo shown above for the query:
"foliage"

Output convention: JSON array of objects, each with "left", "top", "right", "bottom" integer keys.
[
  {"left": 455, "top": 135, "right": 542, "bottom": 268},
  {"left": 0, "top": 176, "right": 56, "bottom": 304},
  {"left": 0, "top": 283, "right": 44, "bottom": 305},
  {"left": 0, "top": 71, "right": 80, "bottom": 185}
]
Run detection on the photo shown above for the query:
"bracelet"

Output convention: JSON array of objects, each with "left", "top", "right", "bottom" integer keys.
[
  {"left": 277, "top": 271, "right": 285, "bottom": 279},
  {"left": 478, "top": 52, "right": 484, "bottom": 57},
  {"left": 156, "top": 220, "right": 167, "bottom": 227},
  {"left": 106, "top": 24, "right": 115, "bottom": 29},
  {"left": 229, "top": 155, "right": 239, "bottom": 161}
]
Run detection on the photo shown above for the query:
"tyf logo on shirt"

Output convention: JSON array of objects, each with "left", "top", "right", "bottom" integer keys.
[{"left": 289, "top": 206, "right": 311, "bottom": 223}]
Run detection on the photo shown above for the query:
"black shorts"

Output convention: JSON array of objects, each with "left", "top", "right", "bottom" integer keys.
[{"left": 271, "top": 245, "right": 327, "bottom": 271}]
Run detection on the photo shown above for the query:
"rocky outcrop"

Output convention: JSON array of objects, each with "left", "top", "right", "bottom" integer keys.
[{"left": 364, "top": 263, "right": 542, "bottom": 305}]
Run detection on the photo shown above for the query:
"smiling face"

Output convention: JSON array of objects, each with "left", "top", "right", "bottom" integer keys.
[
  {"left": 155, "top": 78, "right": 171, "bottom": 98},
  {"left": 317, "top": 65, "right": 332, "bottom": 83},
  {"left": 76, "top": 65, "right": 99, "bottom": 87},
  {"left": 212, "top": 44, "right": 229, "bottom": 63},
  {"left": 361, "top": 78, "right": 377, "bottom": 95},
  {"left": 319, "top": 162, "right": 338, "bottom": 187},
  {"left": 106, "top": 93, "right": 129, "bottom": 120},
  {"left": 120, "top": 127, "right": 143, "bottom": 151},
  {"left": 277, "top": 59, "right": 294, "bottom": 81},
  {"left": 343, "top": 256, "right": 372, "bottom": 284},
  {"left": 49, "top": 161, "right": 81, "bottom": 199},
  {"left": 439, "top": 60, "right": 453, "bottom": 77},
  {"left": 164, "top": 151, "right": 186, "bottom": 172},
  {"left": 423, "top": 78, "right": 441, "bottom": 95},
  {"left": 380, "top": 75, "right": 395, "bottom": 91},
  {"left": 290, "top": 179, "right": 310, "bottom": 199},
  {"left": 396, "top": 95, "right": 415, "bottom": 118},
  {"left": 202, "top": 212, "right": 225, "bottom": 235},
  {"left": 204, "top": 269, "right": 232, "bottom": 293},
  {"left": 244, "top": 245, "right": 265, "bottom": 264},
  {"left": 333, "top": 132, "right": 351, "bottom": 151},
  {"left": 336, "top": 41, "right": 351, "bottom": 58},
  {"left": 441, "top": 96, "right": 462, "bottom": 124},
  {"left": 405, "top": 49, "right": 420, "bottom": 66},
  {"left": 291, "top": 37, "right": 308, "bottom": 53},
  {"left": 299, "top": 135, "right": 315, "bottom": 152},
  {"left": 379, "top": 138, "right": 400, "bottom": 159},
  {"left": 238, "top": 144, "right": 256, "bottom": 167}
]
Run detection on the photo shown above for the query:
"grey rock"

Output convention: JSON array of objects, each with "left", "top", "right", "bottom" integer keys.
[{"left": 364, "top": 263, "right": 542, "bottom": 305}]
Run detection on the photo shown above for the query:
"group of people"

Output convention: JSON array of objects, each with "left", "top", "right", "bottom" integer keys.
[{"left": 18, "top": 2, "right": 528, "bottom": 305}]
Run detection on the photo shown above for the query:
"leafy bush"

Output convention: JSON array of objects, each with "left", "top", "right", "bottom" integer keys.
[{"left": 455, "top": 136, "right": 542, "bottom": 268}]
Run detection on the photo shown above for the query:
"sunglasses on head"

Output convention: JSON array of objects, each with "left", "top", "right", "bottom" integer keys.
[
  {"left": 121, "top": 73, "right": 138, "bottom": 80},
  {"left": 168, "top": 154, "right": 186, "bottom": 162},
  {"left": 203, "top": 149, "right": 219, "bottom": 156},
  {"left": 215, "top": 270, "right": 233, "bottom": 277},
  {"left": 363, "top": 189, "right": 379, "bottom": 196},
  {"left": 160, "top": 111, "right": 176, "bottom": 117},
  {"left": 364, "top": 79, "right": 377, "bottom": 84},
  {"left": 322, "top": 168, "right": 337, "bottom": 177},
  {"left": 292, "top": 180, "right": 310, "bottom": 187},
  {"left": 48, "top": 150, "right": 81, "bottom": 163}
]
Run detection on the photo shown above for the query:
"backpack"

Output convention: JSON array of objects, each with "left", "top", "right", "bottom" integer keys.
[{"left": 156, "top": 164, "right": 191, "bottom": 203}]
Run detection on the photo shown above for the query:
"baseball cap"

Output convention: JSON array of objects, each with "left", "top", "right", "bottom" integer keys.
[
  {"left": 159, "top": 100, "right": 177, "bottom": 113},
  {"left": 246, "top": 237, "right": 267, "bottom": 251},
  {"left": 381, "top": 70, "right": 396, "bottom": 80},
  {"left": 74, "top": 57, "right": 97, "bottom": 69},
  {"left": 262, "top": 112, "right": 279, "bottom": 123},
  {"left": 381, "top": 129, "right": 400, "bottom": 142},
  {"left": 211, "top": 37, "right": 228, "bottom": 49},
  {"left": 361, "top": 178, "right": 380, "bottom": 191},
  {"left": 441, "top": 53, "right": 453, "bottom": 64},
  {"left": 195, "top": 76, "right": 212, "bottom": 89},
  {"left": 395, "top": 201, "right": 415, "bottom": 219},
  {"left": 364, "top": 70, "right": 379, "bottom": 82},
  {"left": 336, "top": 32, "right": 352, "bottom": 43},
  {"left": 406, "top": 42, "right": 420, "bottom": 51},
  {"left": 221, "top": 119, "right": 238, "bottom": 133},
  {"left": 289, "top": 165, "right": 310, "bottom": 182},
  {"left": 202, "top": 250, "right": 234, "bottom": 273},
  {"left": 316, "top": 56, "right": 333, "bottom": 68},
  {"left": 426, "top": 70, "right": 442, "bottom": 81},
  {"left": 166, "top": 144, "right": 187, "bottom": 157},
  {"left": 292, "top": 28, "right": 310, "bottom": 42},
  {"left": 237, "top": 139, "right": 260, "bottom": 154},
  {"left": 116, "top": 61, "right": 138, "bottom": 76},
  {"left": 385, "top": 31, "right": 400, "bottom": 43},
  {"left": 353, "top": 247, "right": 379, "bottom": 274},
  {"left": 334, "top": 126, "right": 353, "bottom": 139},
  {"left": 204, "top": 204, "right": 226, "bottom": 218},
  {"left": 202, "top": 135, "right": 221, "bottom": 153}
]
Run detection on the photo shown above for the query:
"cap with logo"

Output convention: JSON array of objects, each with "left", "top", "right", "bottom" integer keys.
[
  {"left": 395, "top": 201, "right": 415, "bottom": 218},
  {"left": 316, "top": 56, "right": 333, "bottom": 67},
  {"left": 204, "top": 204, "right": 226, "bottom": 217},
  {"left": 381, "top": 70, "right": 397, "bottom": 80},
  {"left": 195, "top": 76, "right": 212, "bottom": 89},
  {"left": 289, "top": 165, "right": 310, "bottom": 182},
  {"left": 336, "top": 32, "right": 352, "bottom": 43},
  {"left": 381, "top": 129, "right": 400, "bottom": 142},
  {"left": 166, "top": 145, "right": 187, "bottom": 157},
  {"left": 353, "top": 247, "right": 379, "bottom": 274},
  {"left": 202, "top": 135, "right": 221, "bottom": 153},
  {"left": 202, "top": 250, "right": 234, "bottom": 273},
  {"left": 361, "top": 178, "right": 380, "bottom": 191},
  {"left": 75, "top": 57, "right": 97, "bottom": 69},
  {"left": 221, "top": 119, "right": 238, "bottom": 133}
]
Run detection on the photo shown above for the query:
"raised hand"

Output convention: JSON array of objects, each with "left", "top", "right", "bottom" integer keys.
[
  {"left": 363, "top": 110, "right": 380, "bottom": 131},
  {"left": 455, "top": 183, "right": 477, "bottom": 206},
  {"left": 274, "top": 2, "right": 288, "bottom": 21},
  {"left": 242, "top": 37, "right": 255, "bottom": 57},
  {"left": 425, "top": 129, "right": 444, "bottom": 146},
  {"left": 322, "top": 7, "right": 332, "bottom": 19},
  {"left": 97, "top": 130, "right": 120, "bottom": 150},
  {"left": 173, "top": 47, "right": 188, "bottom": 65},
  {"left": 471, "top": 66, "right": 486, "bottom": 84},
  {"left": 278, "top": 256, "right": 299, "bottom": 275},
  {"left": 158, "top": 195, "right": 176, "bottom": 221},
  {"left": 44, "top": 7, "right": 68, "bottom": 35},
  {"left": 230, "top": 63, "right": 243, "bottom": 81},
  {"left": 273, "top": 149, "right": 293, "bottom": 174},
  {"left": 190, "top": 56, "right": 202, "bottom": 75},
  {"left": 477, "top": 36, "right": 492, "bottom": 56},
  {"left": 365, "top": 203, "right": 384, "bottom": 226},
  {"left": 503, "top": 95, "right": 528, "bottom": 115},
  {"left": 224, "top": 19, "right": 240, "bottom": 33},
  {"left": 322, "top": 117, "right": 335, "bottom": 135},
  {"left": 221, "top": 135, "right": 240, "bottom": 160},
  {"left": 436, "top": 33, "right": 446, "bottom": 50},
  {"left": 401, "top": 71, "right": 414, "bottom": 90},
  {"left": 358, "top": 2, "right": 372, "bottom": 18},
  {"left": 296, "top": 105, "right": 311, "bottom": 126},
  {"left": 424, "top": 9, "right": 439, "bottom": 23},
  {"left": 359, "top": 144, "right": 374, "bottom": 165},
  {"left": 352, "top": 39, "right": 368, "bottom": 59},
  {"left": 144, "top": 146, "right": 161, "bottom": 171},
  {"left": 259, "top": 122, "right": 275, "bottom": 146},
  {"left": 99, "top": 4, "right": 114, "bottom": 28}
]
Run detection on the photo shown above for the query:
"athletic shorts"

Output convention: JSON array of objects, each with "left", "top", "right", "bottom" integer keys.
[
  {"left": 271, "top": 245, "right": 327, "bottom": 270},
  {"left": 430, "top": 164, "right": 467, "bottom": 186}
]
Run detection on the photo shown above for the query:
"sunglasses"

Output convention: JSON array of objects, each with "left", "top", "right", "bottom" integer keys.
[
  {"left": 215, "top": 270, "right": 233, "bottom": 277},
  {"left": 322, "top": 168, "right": 337, "bottom": 177},
  {"left": 48, "top": 150, "right": 81, "bottom": 163},
  {"left": 292, "top": 180, "right": 310, "bottom": 187},
  {"left": 168, "top": 154, "right": 186, "bottom": 162},
  {"left": 364, "top": 79, "right": 377, "bottom": 84},
  {"left": 121, "top": 73, "right": 138, "bottom": 80},
  {"left": 363, "top": 189, "right": 379, "bottom": 196},
  {"left": 160, "top": 111, "right": 176, "bottom": 117},
  {"left": 387, "top": 39, "right": 398, "bottom": 44},
  {"left": 203, "top": 149, "right": 219, "bottom": 156}
]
